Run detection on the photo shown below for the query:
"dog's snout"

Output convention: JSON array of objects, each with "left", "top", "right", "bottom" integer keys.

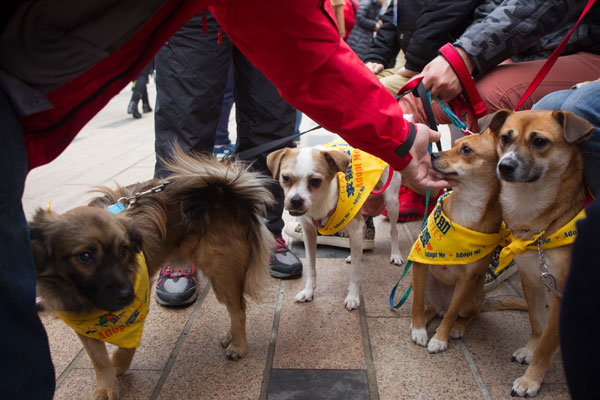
[
  {"left": 290, "top": 195, "right": 304, "bottom": 209},
  {"left": 498, "top": 158, "right": 518, "bottom": 177},
  {"left": 431, "top": 152, "right": 441, "bottom": 160},
  {"left": 115, "top": 286, "right": 135, "bottom": 303}
]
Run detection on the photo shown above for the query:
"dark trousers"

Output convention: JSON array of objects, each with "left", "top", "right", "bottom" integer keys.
[
  {"left": 130, "top": 61, "right": 153, "bottom": 107},
  {"left": 0, "top": 89, "right": 55, "bottom": 399},
  {"left": 154, "top": 11, "right": 296, "bottom": 236}
]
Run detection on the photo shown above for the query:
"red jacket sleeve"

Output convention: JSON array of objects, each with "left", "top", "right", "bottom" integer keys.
[{"left": 211, "top": 0, "right": 413, "bottom": 171}]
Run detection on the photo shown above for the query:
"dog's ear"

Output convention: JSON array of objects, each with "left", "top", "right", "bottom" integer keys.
[
  {"left": 119, "top": 216, "right": 143, "bottom": 254},
  {"left": 324, "top": 150, "right": 351, "bottom": 174},
  {"left": 552, "top": 110, "right": 596, "bottom": 143},
  {"left": 266, "top": 148, "right": 289, "bottom": 179},
  {"left": 28, "top": 208, "right": 57, "bottom": 274},
  {"left": 481, "top": 110, "right": 512, "bottom": 135}
]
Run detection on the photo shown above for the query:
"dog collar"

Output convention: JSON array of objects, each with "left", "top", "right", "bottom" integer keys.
[
  {"left": 408, "top": 192, "right": 504, "bottom": 265},
  {"left": 54, "top": 253, "right": 150, "bottom": 349},
  {"left": 315, "top": 141, "right": 387, "bottom": 235},
  {"left": 495, "top": 208, "right": 586, "bottom": 274}
]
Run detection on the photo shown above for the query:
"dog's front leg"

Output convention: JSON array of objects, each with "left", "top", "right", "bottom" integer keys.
[
  {"left": 111, "top": 347, "right": 137, "bottom": 376},
  {"left": 77, "top": 333, "right": 119, "bottom": 400},
  {"left": 410, "top": 262, "right": 430, "bottom": 346},
  {"left": 345, "top": 218, "right": 364, "bottom": 310},
  {"left": 296, "top": 218, "right": 318, "bottom": 303},
  {"left": 384, "top": 170, "right": 403, "bottom": 265}
]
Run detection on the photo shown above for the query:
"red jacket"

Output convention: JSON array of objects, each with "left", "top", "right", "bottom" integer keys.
[{"left": 18, "top": 0, "right": 412, "bottom": 171}]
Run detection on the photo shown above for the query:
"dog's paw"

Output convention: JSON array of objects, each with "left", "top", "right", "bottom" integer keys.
[
  {"left": 220, "top": 332, "right": 233, "bottom": 348},
  {"left": 427, "top": 338, "right": 448, "bottom": 353},
  {"left": 390, "top": 253, "right": 404, "bottom": 265},
  {"left": 411, "top": 327, "right": 428, "bottom": 347},
  {"left": 450, "top": 325, "right": 466, "bottom": 339},
  {"left": 344, "top": 294, "right": 360, "bottom": 310},
  {"left": 92, "top": 387, "right": 119, "bottom": 400},
  {"left": 511, "top": 376, "right": 541, "bottom": 397},
  {"left": 295, "top": 289, "right": 314, "bottom": 303},
  {"left": 224, "top": 343, "right": 247, "bottom": 360},
  {"left": 345, "top": 255, "right": 352, "bottom": 264},
  {"left": 511, "top": 347, "right": 533, "bottom": 364}
]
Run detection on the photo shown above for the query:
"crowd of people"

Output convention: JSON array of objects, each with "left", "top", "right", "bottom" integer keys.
[{"left": 1, "top": 0, "right": 599, "bottom": 398}]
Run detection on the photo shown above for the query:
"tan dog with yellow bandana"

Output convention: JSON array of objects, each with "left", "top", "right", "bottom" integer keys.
[
  {"left": 409, "top": 130, "right": 503, "bottom": 354},
  {"left": 491, "top": 109, "right": 594, "bottom": 398},
  {"left": 267, "top": 140, "right": 403, "bottom": 310}
]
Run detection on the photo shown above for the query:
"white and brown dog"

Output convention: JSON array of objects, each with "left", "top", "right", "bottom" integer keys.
[
  {"left": 490, "top": 109, "right": 594, "bottom": 397},
  {"left": 267, "top": 142, "right": 403, "bottom": 310}
]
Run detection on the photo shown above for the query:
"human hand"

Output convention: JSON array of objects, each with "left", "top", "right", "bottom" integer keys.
[
  {"left": 418, "top": 48, "right": 474, "bottom": 102},
  {"left": 365, "top": 62, "right": 384, "bottom": 74},
  {"left": 401, "top": 123, "right": 457, "bottom": 189}
]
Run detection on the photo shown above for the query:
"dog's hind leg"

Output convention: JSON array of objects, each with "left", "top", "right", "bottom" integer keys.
[
  {"left": 111, "top": 347, "right": 137, "bottom": 376},
  {"left": 78, "top": 333, "right": 119, "bottom": 400},
  {"left": 212, "top": 279, "right": 248, "bottom": 360},
  {"left": 383, "top": 171, "right": 403, "bottom": 265},
  {"left": 345, "top": 218, "right": 364, "bottom": 310}
]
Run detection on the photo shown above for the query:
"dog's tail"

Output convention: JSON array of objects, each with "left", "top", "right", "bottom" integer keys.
[
  {"left": 482, "top": 295, "right": 528, "bottom": 312},
  {"left": 163, "top": 145, "right": 275, "bottom": 299}
]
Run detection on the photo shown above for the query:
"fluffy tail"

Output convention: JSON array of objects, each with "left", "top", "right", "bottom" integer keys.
[
  {"left": 482, "top": 295, "right": 528, "bottom": 312},
  {"left": 163, "top": 145, "right": 275, "bottom": 299}
]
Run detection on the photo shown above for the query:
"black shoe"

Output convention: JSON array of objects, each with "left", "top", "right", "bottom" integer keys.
[
  {"left": 142, "top": 103, "right": 152, "bottom": 113},
  {"left": 127, "top": 101, "right": 142, "bottom": 119},
  {"left": 270, "top": 237, "right": 302, "bottom": 279}
]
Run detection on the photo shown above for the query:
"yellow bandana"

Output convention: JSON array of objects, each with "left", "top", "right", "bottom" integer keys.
[
  {"left": 495, "top": 208, "right": 586, "bottom": 274},
  {"left": 55, "top": 253, "right": 150, "bottom": 349},
  {"left": 408, "top": 192, "right": 505, "bottom": 265},
  {"left": 316, "top": 140, "right": 387, "bottom": 235}
]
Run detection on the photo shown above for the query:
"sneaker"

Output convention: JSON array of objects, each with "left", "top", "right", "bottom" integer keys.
[
  {"left": 284, "top": 217, "right": 376, "bottom": 250},
  {"left": 484, "top": 246, "right": 518, "bottom": 292},
  {"left": 36, "top": 290, "right": 43, "bottom": 311},
  {"left": 213, "top": 143, "right": 236, "bottom": 159},
  {"left": 155, "top": 264, "right": 198, "bottom": 307},
  {"left": 382, "top": 186, "right": 441, "bottom": 222},
  {"left": 270, "top": 237, "right": 303, "bottom": 279}
]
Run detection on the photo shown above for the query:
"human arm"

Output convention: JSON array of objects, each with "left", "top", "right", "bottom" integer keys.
[
  {"left": 363, "top": 4, "right": 399, "bottom": 68},
  {"left": 211, "top": 0, "right": 451, "bottom": 188},
  {"left": 331, "top": 0, "right": 346, "bottom": 38}
]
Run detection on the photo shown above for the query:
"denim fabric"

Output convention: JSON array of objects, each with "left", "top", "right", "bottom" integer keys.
[
  {"left": 533, "top": 81, "right": 600, "bottom": 195},
  {"left": 0, "top": 89, "right": 55, "bottom": 399}
]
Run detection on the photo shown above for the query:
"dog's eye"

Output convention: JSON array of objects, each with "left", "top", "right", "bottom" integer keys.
[
  {"left": 119, "top": 246, "right": 128, "bottom": 258},
  {"left": 281, "top": 175, "right": 291, "bottom": 184},
  {"left": 76, "top": 252, "right": 94, "bottom": 266},
  {"left": 532, "top": 137, "right": 549, "bottom": 149},
  {"left": 460, "top": 145, "right": 473, "bottom": 155},
  {"left": 500, "top": 134, "right": 511, "bottom": 146},
  {"left": 309, "top": 178, "right": 321, "bottom": 188}
]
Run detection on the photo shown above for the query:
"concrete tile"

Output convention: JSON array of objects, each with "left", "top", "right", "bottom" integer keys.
[
  {"left": 274, "top": 259, "right": 365, "bottom": 370},
  {"left": 268, "top": 369, "right": 369, "bottom": 400},
  {"left": 157, "top": 291, "right": 275, "bottom": 400},
  {"left": 369, "top": 317, "right": 483, "bottom": 399}
]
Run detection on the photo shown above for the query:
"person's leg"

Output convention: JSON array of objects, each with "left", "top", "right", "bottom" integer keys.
[
  {"left": 232, "top": 45, "right": 302, "bottom": 279},
  {"left": 533, "top": 82, "right": 600, "bottom": 196},
  {"left": 215, "top": 63, "right": 234, "bottom": 147},
  {"left": 0, "top": 89, "right": 55, "bottom": 399},
  {"left": 154, "top": 11, "right": 230, "bottom": 178}
]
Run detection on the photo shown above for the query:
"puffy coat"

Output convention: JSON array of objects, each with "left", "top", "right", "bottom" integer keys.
[
  {"left": 346, "top": 0, "right": 383, "bottom": 61},
  {"left": 0, "top": 0, "right": 414, "bottom": 171},
  {"left": 364, "top": 0, "right": 479, "bottom": 71}
]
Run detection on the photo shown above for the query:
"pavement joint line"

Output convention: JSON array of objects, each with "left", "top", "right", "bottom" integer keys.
[
  {"left": 359, "top": 289, "right": 380, "bottom": 400},
  {"left": 55, "top": 346, "right": 86, "bottom": 390},
  {"left": 259, "top": 280, "right": 286, "bottom": 400},
  {"left": 401, "top": 222, "right": 415, "bottom": 244},
  {"left": 149, "top": 282, "right": 211, "bottom": 400},
  {"left": 459, "top": 339, "right": 492, "bottom": 400}
]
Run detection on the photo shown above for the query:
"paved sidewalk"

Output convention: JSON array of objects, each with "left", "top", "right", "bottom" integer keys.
[{"left": 24, "top": 82, "right": 569, "bottom": 399}]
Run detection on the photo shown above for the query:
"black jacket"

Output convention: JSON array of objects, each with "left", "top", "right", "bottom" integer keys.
[{"left": 364, "top": 0, "right": 479, "bottom": 71}]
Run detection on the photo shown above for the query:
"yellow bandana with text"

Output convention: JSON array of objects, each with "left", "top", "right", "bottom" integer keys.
[
  {"left": 408, "top": 192, "right": 505, "bottom": 265},
  {"left": 495, "top": 208, "right": 586, "bottom": 274},
  {"left": 317, "top": 141, "right": 387, "bottom": 235},
  {"left": 55, "top": 253, "right": 150, "bottom": 349}
]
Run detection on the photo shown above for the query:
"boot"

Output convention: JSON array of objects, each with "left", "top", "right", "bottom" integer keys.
[
  {"left": 142, "top": 102, "right": 152, "bottom": 113},
  {"left": 127, "top": 100, "right": 142, "bottom": 119}
]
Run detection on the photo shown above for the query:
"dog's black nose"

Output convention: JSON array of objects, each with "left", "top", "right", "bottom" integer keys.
[
  {"left": 431, "top": 152, "right": 441, "bottom": 160},
  {"left": 290, "top": 195, "right": 304, "bottom": 209},
  {"left": 498, "top": 158, "right": 518, "bottom": 177}
]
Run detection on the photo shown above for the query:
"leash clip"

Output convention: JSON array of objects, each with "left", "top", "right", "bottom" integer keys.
[{"left": 537, "top": 238, "right": 563, "bottom": 298}]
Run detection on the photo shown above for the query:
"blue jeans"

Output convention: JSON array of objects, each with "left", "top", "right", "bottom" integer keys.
[
  {"left": 0, "top": 90, "right": 55, "bottom": 399},
  {"left": 533, "top": 81, "right": 600, "bottom": 195}
]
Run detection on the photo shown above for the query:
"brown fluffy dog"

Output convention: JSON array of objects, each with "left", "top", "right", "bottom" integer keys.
[
  {"left": 30, "top": 149, "right": 274, "bottom": 400},
  {"left": 490, "top": 109, "right": 594, "bottom": 397}
]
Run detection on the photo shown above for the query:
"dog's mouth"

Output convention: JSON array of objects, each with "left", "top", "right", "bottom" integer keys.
[
  {"left": 288, "top": 209, "right": 307, "bottom": 217},
  {"left": 432, "top": 163, "right": 458, "bottom": 176}
]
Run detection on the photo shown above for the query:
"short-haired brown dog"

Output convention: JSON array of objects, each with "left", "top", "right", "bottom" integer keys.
[
  {"left": 29, "top": 148, "right": 274, "bottom": 400},
  {"left": 490, "top": 109, "right": 594, "bottom": 397},
  {"left": 410, "top": 130, "right": 503, "bottom": 353}
]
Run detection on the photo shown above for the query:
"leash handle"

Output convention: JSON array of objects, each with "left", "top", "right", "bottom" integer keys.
[{"left": 513, "top": 0, "right": 596, "bottom": 110}]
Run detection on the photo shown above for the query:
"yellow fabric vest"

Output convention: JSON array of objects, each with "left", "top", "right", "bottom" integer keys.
[
  {"left": 316, "top": 140, "right": 387, "bottom": 235},
  {"left": 55, "top": 253, "right": 150, "bottom": 348}
]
